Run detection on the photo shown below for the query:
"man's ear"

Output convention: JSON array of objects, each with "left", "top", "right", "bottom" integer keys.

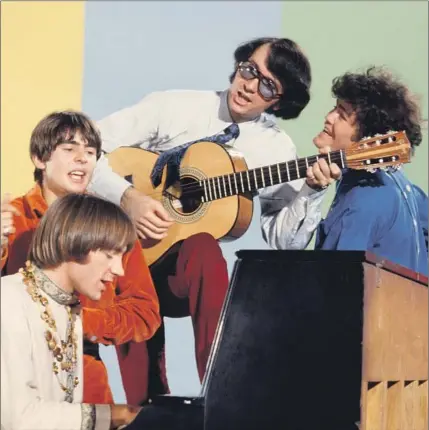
[{"left": 32, "top": 155, "right": 46, "bottom": 171}]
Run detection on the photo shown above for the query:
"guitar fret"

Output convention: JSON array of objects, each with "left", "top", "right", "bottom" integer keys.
[
  {"left": 239, "top": 172, "right": 245, "bottom": 193},
  {"left": 227, "top": 174, "right": 232, "bottom": 196},
  {"left": 328, "top": 152, "right": 332, "bottom": 165},
  {"left": 222, "top": 175, "right": 227, "bottom": 197},
  {"left": 233, "top": 173, "right": 238, "bottom": 194},
  {"left": 286, "top": 162, "right": 290, "bottom": 181},
  {"left": 340, "top": 150, "right": 345, "bottom": 168},
  {"left": 268, "top": 165, "right": 273, "bottom": 186},
  {"left": 207, "top": 178, "right": 213, "bottom": 201},
  {"left": 246, "top": 171, "right": 251, "bottom": 191},
  {"left": 295, "top": 159, "right": 300, "bottom": 178},
  {"left": 216, "top": 177, "right": 222, "bottom": 198},
  {"left": 211, "top": 178, "right": 217, "bottom": 200},
  {"left": 212, "top": 178, "right": 217, "bottom": 200},
  {"left": 260, "top": 167, "right": 266, "bottom": 188},
  {"left": 253, "top": 169, "right": 258, "bottom": 189},
  {"left": 277, "top": 164, "right": 282, "bottom": 183},
  {"left": 201, "top": 180, "right": 207, "bottom": 203},
  {"left": 305, "top": 157, "right": 309, "bottom": 169}
]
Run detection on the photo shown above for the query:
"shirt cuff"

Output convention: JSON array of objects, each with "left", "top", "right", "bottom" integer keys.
[
  {"left": 298, "top": 181, "right": 328, "bottom": 201},
  {"left": 95, "top": 404, "right": 112, "bottom": 430},
  {"left": 81, "top": 404, "right": 96, "bottom": 430},
  {"left": 90, "top": 174, "right": 131, "bottom": 207}
]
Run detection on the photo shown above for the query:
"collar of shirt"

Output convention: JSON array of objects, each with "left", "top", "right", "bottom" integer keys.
[{"left": 22, "top": 183, "right": 48, "bottom": 220}]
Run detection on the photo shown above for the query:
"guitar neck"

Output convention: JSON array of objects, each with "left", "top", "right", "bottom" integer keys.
[{"left": 198, "top": 150, "right": 346, "bottom": 202}]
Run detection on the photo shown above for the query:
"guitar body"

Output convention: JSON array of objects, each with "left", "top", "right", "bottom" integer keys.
[{"left": 106, "top": 142, "right": 254, "bottom": 267}]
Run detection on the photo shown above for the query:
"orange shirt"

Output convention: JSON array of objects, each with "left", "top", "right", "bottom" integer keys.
[{"left": 1, "top": 184, "right": 161, "bottom": 402}]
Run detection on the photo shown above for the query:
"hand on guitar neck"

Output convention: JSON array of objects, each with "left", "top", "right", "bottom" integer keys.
[
  {"left": 305, "top": 147, "right": 342, "bottom": 190},
  {"left": 120, "top": 187, "right": 174, "bottom": 240}
]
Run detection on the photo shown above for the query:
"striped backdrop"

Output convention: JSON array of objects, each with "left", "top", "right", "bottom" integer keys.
[{"left": 2, "top": 0, "right": 427, "bottom": 401}]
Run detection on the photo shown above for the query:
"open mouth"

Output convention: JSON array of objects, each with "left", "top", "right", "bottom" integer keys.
[
  {"left": 68, "top": 170, "right": 86, "bottom": 182},
  {"left": 99, "top": 280, "right": 108, "bottom": 291},
  {"left": 236, "top": 90, "right": 251, "bottom": 104},
  {"left": 100, "top": 277, "right": 114, "bottom": 286}
]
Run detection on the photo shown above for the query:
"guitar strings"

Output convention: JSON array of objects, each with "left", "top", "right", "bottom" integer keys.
[
  {"left": 127, "top": 135, "right": 403, "bottom": 199},
  {"left": 140, "top": 152, "right": 345, "bottom": 199}
]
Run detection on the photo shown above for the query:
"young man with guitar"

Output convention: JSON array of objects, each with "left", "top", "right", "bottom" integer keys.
[
  {"left": 313, "top": 67, "right": 428, "bottom": 276},
  {"left": 88, "top": 37, "right": 341, "bottom": 403}
]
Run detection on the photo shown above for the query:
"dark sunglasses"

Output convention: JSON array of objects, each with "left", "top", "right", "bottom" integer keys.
[{"left": 237, "top": 61, "right": 281, "bottom": 101}]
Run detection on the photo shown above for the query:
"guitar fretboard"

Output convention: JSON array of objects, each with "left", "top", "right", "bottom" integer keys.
[{"left": 196, "top": 150, "right": 346, "bottom": 202}]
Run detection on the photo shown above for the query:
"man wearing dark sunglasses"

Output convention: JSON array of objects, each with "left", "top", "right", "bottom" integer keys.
[{"left": 87, "top": 37, "right": 340, "bottom": 404}]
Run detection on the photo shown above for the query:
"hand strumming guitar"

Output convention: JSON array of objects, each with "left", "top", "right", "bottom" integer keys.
[
  {"left": 305, "top": 146, "right": 342, "bottom": 190},
  {"left": 121, "top": 187, "right": 174, "bottom": 240}
]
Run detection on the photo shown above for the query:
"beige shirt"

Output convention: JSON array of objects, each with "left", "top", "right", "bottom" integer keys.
[
  {"left": 89, "top": 89, "right": 326, "bottom": 250},
  {"left": 1, "top": 272, "right": 110, "bottom": 430}
]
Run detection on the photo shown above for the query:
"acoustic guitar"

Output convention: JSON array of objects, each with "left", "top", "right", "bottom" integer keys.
[{"left": 107, "top": 131, "right": 411, "bottom": 267}]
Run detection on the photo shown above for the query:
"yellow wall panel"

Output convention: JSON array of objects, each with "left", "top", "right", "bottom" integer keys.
[{"left": 1, "top": 1, "right": 85, "bottom": 197}]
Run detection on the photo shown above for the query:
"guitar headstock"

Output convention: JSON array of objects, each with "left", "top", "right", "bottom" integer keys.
[{"left": 345, "top": 131, "right": 411, "bottom": 172}]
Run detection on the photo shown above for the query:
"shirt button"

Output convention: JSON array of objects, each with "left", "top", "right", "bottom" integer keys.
[
  {"left": 406, "top": 184, "right": 412, "bottom": 192},
  {"left": 90, "top": 336, "right": 97, "bottom": 342}
]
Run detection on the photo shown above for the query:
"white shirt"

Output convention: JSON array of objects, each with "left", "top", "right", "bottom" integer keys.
[
  {"left": 88, "top": 90, "right": 326, "bottom": 250},
  {"left": 1, "top": 272, "right": 110, "bottom": 430}
]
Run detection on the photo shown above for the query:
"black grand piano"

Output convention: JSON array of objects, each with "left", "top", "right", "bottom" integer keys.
[{"left": 126, "top": 250, "right": 428, "bottom": 430}]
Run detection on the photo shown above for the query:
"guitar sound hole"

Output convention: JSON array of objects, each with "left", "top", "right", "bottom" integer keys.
[{"left": 169, "top": 176, "right": 203, "bottom": 214}]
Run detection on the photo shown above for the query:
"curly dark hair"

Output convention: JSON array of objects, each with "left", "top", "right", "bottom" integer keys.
[
  {"left": 332, "top": 66, "right": 422, "bottom": 152},
  {"left": 229, "top": 37, "right": 312, "bottom": 120}
]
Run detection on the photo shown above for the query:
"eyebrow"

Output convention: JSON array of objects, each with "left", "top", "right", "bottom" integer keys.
[
  {"left": 337, "top": 103, "right": 353, "bottom": 116},
  {"left": 249, "top": 60, "right": 277, "bottom": 84},
  {"left": 60, "top": 139, "right": 91, "bottom": 147}
]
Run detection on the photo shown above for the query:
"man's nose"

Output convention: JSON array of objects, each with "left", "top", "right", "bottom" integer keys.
[
  {"left": 74, "top": 148, "right": 88, "bottom": 163},
  {"left": 111, "top": 255, "right": 125, "bottom": 277},
  {"left": 243, "top": 78, "right": 258, "bottom": 94},
  {"left": 325, "top": 110, "right": 339, "bottom": 125}
]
